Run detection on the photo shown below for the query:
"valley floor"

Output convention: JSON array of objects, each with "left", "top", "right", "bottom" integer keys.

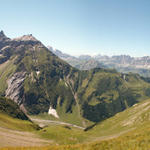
[{"left": 30, "top": 118, "right": 85, "bottom": 129}]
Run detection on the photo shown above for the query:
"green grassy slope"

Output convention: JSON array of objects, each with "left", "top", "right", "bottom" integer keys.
[
  {"left": 37, "top": 124, "right": 86, "bottom": 145},
  {"left": 0, "top": 97, "right": 49, "bottom": 147},
  {"left": 0, "top": 58, "right": 16, "bottom": 95},
  {"left": 0, "top": 97, "right": 40, "bottom": 131},
  {"left": 0, "top": 97, "right": 28, "bottom": 120},
  {"left": 77, "top": 68, "right": 150, "bottom": 122},
  {"left": 37, "top": 98, "right": 150, "bottom": 144},
  {"left": 86, "top": 98, "right": 150, "bottom": 138},
  {"left": 0, "top": 113, "right": 38, "bottom": 131},
  {"left": 2, "top": 98, "right": 150, "bottom": 149}
]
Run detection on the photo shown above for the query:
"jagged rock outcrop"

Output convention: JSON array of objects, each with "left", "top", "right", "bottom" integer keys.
[
  {"left": 5, "top": 72, "right": 26, "bottom": 104},
  {"left": 13, "top": 34, "right": 38, "bottom": 42},
  {"left": 0, "top": 30, "right": 10, "bottom": 41}
]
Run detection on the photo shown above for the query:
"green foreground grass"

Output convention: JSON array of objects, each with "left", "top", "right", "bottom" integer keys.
[
  {"left": 2, "top": 121, "right": 150, "bottom": 150},
  {"left": 1, "top": 99, "right": 150, "bottom": 149},
  {"left": 0, "top": 113, "right": 38, "bottom": 131}
]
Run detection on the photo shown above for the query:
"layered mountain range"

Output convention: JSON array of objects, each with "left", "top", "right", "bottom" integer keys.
[
  {"left": 49, "top": 47, "right": 150, "bottom": 77},
  {"left": 1, "top": 31, "right": 150, "bottom": 128}
]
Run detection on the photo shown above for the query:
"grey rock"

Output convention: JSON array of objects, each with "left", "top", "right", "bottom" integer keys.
[{"left": 5, "top": 72, "right": 26, "bottom": 104}]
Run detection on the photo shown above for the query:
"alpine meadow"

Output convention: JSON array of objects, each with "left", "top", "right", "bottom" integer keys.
[{"left": 1, "top": 0, "right": 150, "bottom": 149}]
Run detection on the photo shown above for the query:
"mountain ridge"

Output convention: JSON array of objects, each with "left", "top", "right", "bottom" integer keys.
[
  {"left": 48, "top": 46, "right": 150, "bottom": 77},
  {"left": 1, "top": 31, "right": 150, "bottom": 127}
]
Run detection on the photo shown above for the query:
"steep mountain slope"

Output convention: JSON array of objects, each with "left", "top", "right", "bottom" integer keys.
[
  {"left": 76, "top": 69, "right": 150, "bottom": 122},
  {"left": 0, "top": 31, "right": 86, "bottom": 126},
  {"left": 0, "top": 96, "right": 51, "bottom": 147},
  {"left": 1, "top": 31, "right": 150, "bottom": 127},
  {"left": 0, "top": 31, "right": 74, "bottom": 107},
  {"left": 0, "top": 97, "right": 28, "bottom": 120}
]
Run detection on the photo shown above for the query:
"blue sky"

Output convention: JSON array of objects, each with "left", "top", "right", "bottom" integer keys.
[{"left": 1, "top": 0, "right": 150, "bottom": 56}]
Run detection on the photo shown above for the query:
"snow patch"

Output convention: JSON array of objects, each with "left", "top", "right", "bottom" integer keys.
[
  {"left": 123, "top": 74, "right": 126, "bottom": 80},
  {"left": 36, "top": 71, "right": 40, "bottom": 76},
  {"left": 48, "top": 106, "right": 59, "bottom": 118},
  {"left": 65, "top": 82, "right": 68, "bottom": 87}
]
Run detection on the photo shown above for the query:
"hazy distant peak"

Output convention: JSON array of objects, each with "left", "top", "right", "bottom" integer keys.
[
  {"left": 78, "top": 55, "right": 92, "bottom": 60},
  {"left": 47, "top": 46, "right": 62, "bottom": 54},
  {"left": 13, "top": 34, "right": 38, "bottom": 42},
  {"left": 47, "top": 46, "right": 54, "bottom": 51},
  {"left": 47, "top": 46, "right": 74, "bottom": 58}
]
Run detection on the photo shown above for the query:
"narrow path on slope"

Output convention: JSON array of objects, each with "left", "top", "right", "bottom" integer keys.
[{"left": 30, "top": 118, "right": 85, "bottom": 130}]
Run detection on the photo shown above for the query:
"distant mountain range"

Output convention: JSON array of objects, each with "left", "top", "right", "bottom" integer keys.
[{"left": 48, "top": 46, "right": 150, "bottom": 77}]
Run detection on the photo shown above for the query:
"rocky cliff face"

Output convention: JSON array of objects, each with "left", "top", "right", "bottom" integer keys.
[{"left": 5, "top": 72, "right": 26, "bottom": 104}]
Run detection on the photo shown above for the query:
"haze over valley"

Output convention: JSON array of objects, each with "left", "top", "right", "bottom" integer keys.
[{"left": 49, "top": 46, "right": 150, "bottom": 77}]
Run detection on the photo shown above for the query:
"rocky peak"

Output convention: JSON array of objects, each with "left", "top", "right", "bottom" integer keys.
[
  {"left": 0, "top": 30, "right": 5, "bottom": 36},
  {"left": 13, "top": 34, "right": 38, "bottom": 42},
  {"left": 0, "top": 30, "right": 9, "bottom": 41}
]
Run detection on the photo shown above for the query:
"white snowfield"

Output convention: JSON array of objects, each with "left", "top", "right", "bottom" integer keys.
[
  {"left": 48, "top": 106, "right": 59, "bottom": 118},
  {"left": 36, "top": 71, "right": 40, "bottom": 76}
]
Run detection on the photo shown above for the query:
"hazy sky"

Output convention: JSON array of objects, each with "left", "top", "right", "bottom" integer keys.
[{"left": 1, "top": 0, "right": 150, "bottom": 56}]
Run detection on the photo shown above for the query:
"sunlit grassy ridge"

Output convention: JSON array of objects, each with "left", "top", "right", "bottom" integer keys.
[
  {"left": 0, "top": 97, "right": 40, "bottom": 131},
  {"left": 0, "top": 113, "right": 38, "bottom": 131},
  {"left": 0, "top": 97, "right": 30, "bottom": 120},
  {"left": 37, "top": 124, "right": 86, "bottom": 144},
  {"left": 2, "top": 124, "right": 150, "bottom": 150},
  {"left": 2, "top": 99, "right": 150, "bottom": 149}
]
